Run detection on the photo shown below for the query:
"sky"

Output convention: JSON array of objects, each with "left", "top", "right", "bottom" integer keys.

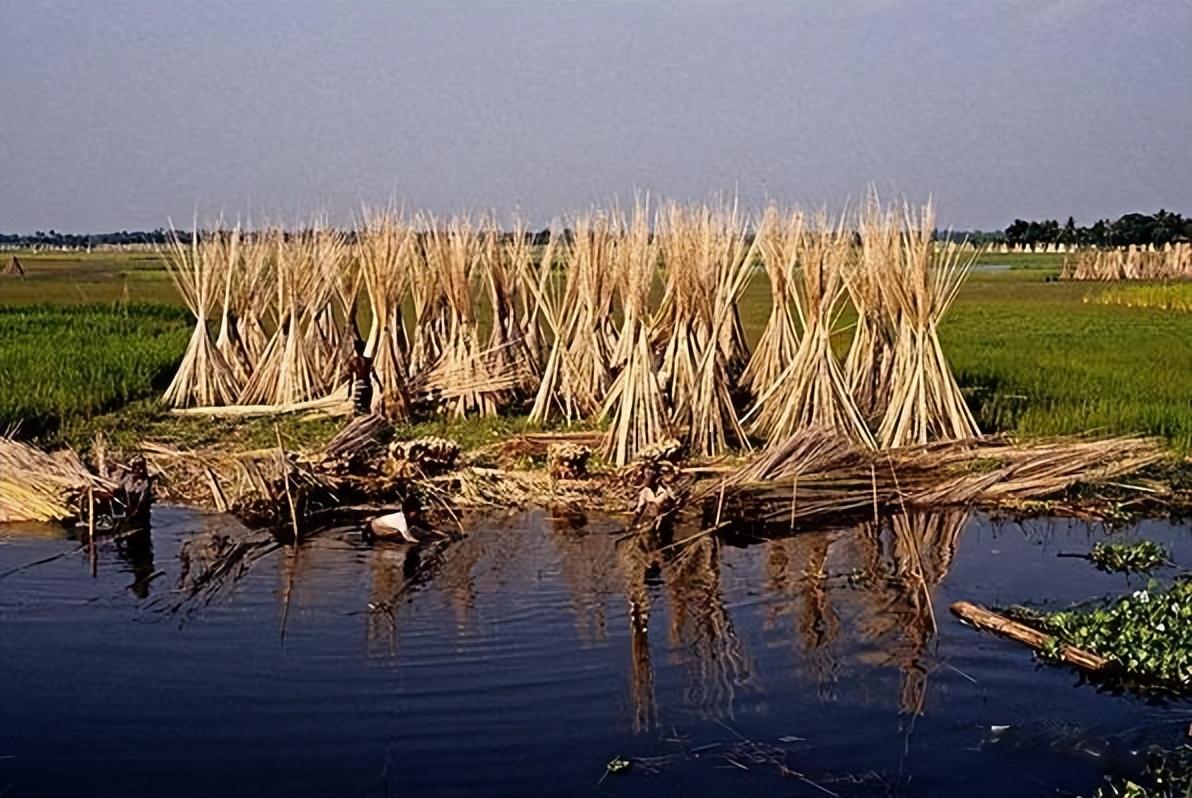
[{"left": 1, "top": 0, "right": 1189, "bottom": 232}]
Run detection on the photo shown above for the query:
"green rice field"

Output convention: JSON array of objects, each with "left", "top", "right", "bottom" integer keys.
[
  {"left": 1087, "top": 281, "right": 1192, "bottom": 313},
  {"left": 947, "top": 272, "right": 1192, "bottom": 453},
  {"left": 0, "top": 303, "right": 190, "bottom": 439}
]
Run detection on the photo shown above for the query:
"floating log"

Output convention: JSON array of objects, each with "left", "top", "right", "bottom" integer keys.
[{"left": 949, "top": 600, "right": 1109, "bottom": 673}]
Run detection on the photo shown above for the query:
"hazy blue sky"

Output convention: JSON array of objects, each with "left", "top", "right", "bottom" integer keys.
[{"left": 1, "top": 0, "right": 1189, "bottom": 232}]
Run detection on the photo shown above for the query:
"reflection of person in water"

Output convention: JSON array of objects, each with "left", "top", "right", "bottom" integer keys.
[
  {"left": 117, "top": 527, "right": 156, "bottom": 599},
  {"left": 121, "top": 456, "right": 153, "bottom": 528}
]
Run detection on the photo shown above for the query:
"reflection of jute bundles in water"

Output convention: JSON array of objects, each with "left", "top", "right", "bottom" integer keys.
[{"left": 157, "top": 197, "right": 990, "bottom": 466}]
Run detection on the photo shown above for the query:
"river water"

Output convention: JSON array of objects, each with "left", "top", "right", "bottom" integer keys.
[{"left": 1, "top": 507, "right": 1188, "bottom": 796}]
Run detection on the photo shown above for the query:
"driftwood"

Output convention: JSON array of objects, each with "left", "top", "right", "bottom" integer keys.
[{"left": 950, "top": 600, "right": 1109, "bottom": 672}]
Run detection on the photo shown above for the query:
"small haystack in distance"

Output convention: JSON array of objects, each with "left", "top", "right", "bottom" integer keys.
[
  {"left": 161, "top": 226, "right": 241, "bottom": 408},
  {"left": 2, "top": 255, "right": 24, "bottom": 276},
  {"left": 1061, "top": 243, "right": 1192, "bottom": 282},
  {"left": 748, "top": 212, "right": 875, "bottom": 449},
  {"left": 877, "top": 203, "right": 980, "bottom": 448}
]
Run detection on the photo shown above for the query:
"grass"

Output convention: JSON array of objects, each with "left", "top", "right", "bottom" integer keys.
[
  {"left": 0, "top": 303, "right": 190, "bottom": 439},
  {"left": 2, "top": 249, "right": 1191, "bottom": 457},
  {"left": 1087, "top": 282, "right": 1192, "bottom": 313},
  {"left": 0, "top": 249, "right": 178, "bottom": 305},
  {"left": 944, "top": 271, "right": 1192, "bottom": 454}
]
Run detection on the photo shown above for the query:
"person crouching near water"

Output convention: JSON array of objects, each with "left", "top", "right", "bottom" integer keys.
[{"left": 346, "top": 338, "right": 377, "bottom": 416}]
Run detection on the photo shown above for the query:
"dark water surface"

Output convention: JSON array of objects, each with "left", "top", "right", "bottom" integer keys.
[{"left": 1, "top": 507, "right": 1188, "bottom": 797}]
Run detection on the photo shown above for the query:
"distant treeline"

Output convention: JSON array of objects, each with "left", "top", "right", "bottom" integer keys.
[
  {"left": 0, "top": 228, "right": 553, "bottom": 249},
  {"left": 0, "top": 229, "right": 182, "bottom": 248},
  {"left": 3, "top": 210, "right": 1188, "bottom": 250},
  {"left": 1001, "top": 210, "right": 1191, "bottom": 249},
  {"left": 919, "top": 211, "right": 1192, "bottom": 249}
]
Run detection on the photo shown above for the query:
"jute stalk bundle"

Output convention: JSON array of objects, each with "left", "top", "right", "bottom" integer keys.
[
  {"left": 651, "top": 203, "right": 760, "bottom": 455},
  {"left": 0, "top": 437, "right": 117, "bottom": 523},
  {"left": 747, "top": 213, "right": 875, "bottom": 449},
  {"left": 233, "top": 230, "right": 276, "bottom": 371},
  {"left": 519, "top": 225, "right": 558, "bottom": 382},
  {"left": 406, "top": 231, "right": 449, "bottom": 380},
  {"left": 722, "top": 428, "right": 1165, "bottom": 529},
  {"left": 528, "top": 227, "right": 593, "bottom": 423},
  {"left": 212, "top": 226, "right": 251, "bottom": 389},
  {"left": 530, "top": 213, "right": 616, "bottom": 422},
  {"left": 686, "top": 205, "right": 760, "bottom": 457},
  {"left": 654, "top": 204, "right": 706, "bottom": 416},
  {"left": 304, "top": 228, "right": 352, "bottom": 394},
  {"left": 161, "top": 225, "right": 241, "bottom": 408},
  {"left": 322, "top": 244, "right": 364, "bottom": 386},
  {"left": 483, "top": 221, "right": 538, "bottom": 394},
  {"left": 358, "top": 209, "right": 414, "bottom": 419},
  {"left": 600, "top": 204, "right": 670, "bottom": 466},
  {"left": 844, "top": 193, "right": 901, "bottom": 421},
  {"left": 567, "top": 213, "right": 619, "bottom": 411},
  {"left": 876, "top": 202, "right": 980, "bottom": 448},
  {"left": 1061, "top": 243, "right": 1192, "bottom": 281},
  {"left": 740, "top": 207, "right": 797, "bottom": 399},
  {"left": 423, "top": 217, "right": 504, "bottom": 418},
  {"left": 239, "top": 227, "right": 342, "bottom": 406}
]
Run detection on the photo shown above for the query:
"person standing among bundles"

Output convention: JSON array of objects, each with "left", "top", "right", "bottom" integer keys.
[{"left": 346, "top": 337, "right": 377, "bottom": 415}]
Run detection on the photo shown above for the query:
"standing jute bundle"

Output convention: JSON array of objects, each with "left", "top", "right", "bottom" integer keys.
[
  {"left": 748, "top": 211, "right": 875, "bottom": 448},
  {"left": 600, "top": 204, "right": 670, "bottom": 466},
  {"left": 877, "top": 202, "right": 980, "bottom": 448},
  {"left": 161, "top": 224, "right": 240, "bottom": 408}
]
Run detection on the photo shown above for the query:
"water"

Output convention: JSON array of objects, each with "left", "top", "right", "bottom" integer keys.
[{"left": 1, "top": 507, "right": 1188, "bottom": 797}]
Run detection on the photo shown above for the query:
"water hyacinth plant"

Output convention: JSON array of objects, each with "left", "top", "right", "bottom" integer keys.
[
  {"left": 1088, "top": 540, "right": 1172, "bottom": 574},
  {"left": 1038, "top": 579, "right": 1191, "bottom": 689}
]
